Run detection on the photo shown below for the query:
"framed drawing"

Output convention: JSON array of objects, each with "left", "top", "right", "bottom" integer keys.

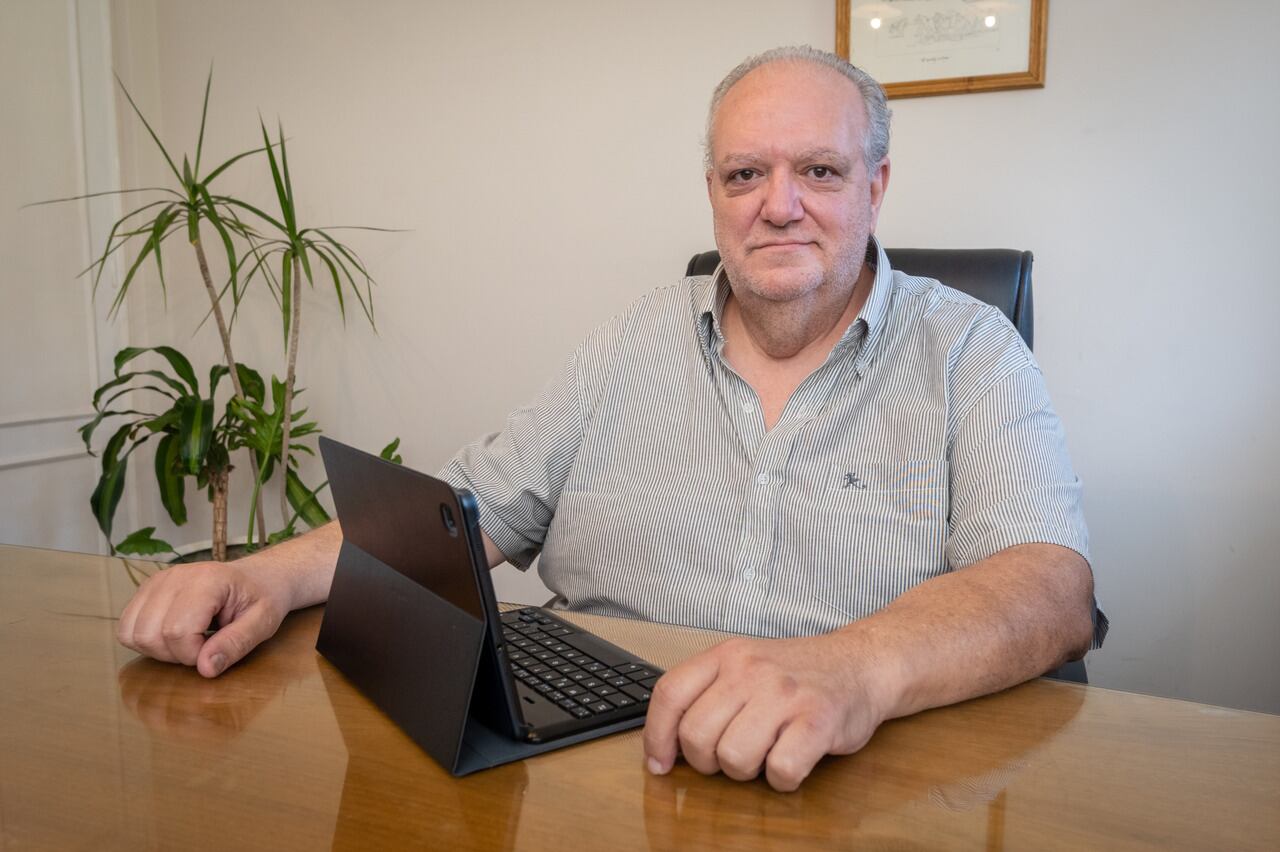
[{"left": 836, "top": 0, "right": 1048, "bottom": 99}]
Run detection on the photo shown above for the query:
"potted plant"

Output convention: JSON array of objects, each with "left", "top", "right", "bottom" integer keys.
[{"left": 34, "top": 71, "right": 393, "bottom": 560}]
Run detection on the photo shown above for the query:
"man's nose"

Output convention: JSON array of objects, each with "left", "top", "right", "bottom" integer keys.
[{"left": 760, "top": 171, "right": 804, "bottom": 226}]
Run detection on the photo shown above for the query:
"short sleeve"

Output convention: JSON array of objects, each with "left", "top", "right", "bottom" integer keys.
[
  {"left": 438, "top": 310, "right": 632, "bottom": 568},
  {"left": 946, "top": 347, "right": 1107, "bottom": 648}
]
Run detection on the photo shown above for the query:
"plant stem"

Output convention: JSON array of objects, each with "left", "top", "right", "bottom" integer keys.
[
  {"left": 210, "top": 467, "right": 229, "bottom": 562},
  {"left": 280, "top": 252, "right": 302, "bottom": 526},
  {"left": 192, "top": 233, "right": 268, "bottom": 546}
]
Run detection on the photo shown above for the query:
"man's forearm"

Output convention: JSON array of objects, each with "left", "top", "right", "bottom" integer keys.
[
  {"left": 237, "top": 520, "right": 344, "bottom": 611},
  {"left": 836, "top": 542, "right": 1095, "bottom": 722}
]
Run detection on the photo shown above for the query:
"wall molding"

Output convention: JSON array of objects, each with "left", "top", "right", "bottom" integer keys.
[{"left": 0, "top": 410, "right": 94, "bottom": 429}]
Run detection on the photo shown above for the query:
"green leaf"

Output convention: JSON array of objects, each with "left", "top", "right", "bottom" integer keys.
[
  {"left": 175, "top": 396, "right": 214, "bottom": 475},
  {"left": 313, "top": 244, "right": 346, "bottom": 323},
  {"left": 281, "top": 247, "right": 293, "bottom": 348},
  {"left": 213, "top": 196, "right": 287, "bottom": 234},
  {"left": 114, "top": 73, "right": 183, "bottom": 183},
  {"left": 259, "top": 117, "right": 295, "bottom": 235},
  {"left": 208, "top": 363, "right": 230, "bottom": 398},
  {"left": 204, "top": 143, "right": 270, "bottom": 185},
  {"left": 92, "top": 369, "right": 186, "bottom": 410},
  {"left": 182, "top": 155, "right": 192, "bottom": 188},
  {"left": 379, "top": 437, "right": 403, "bottom": 465},
  {"left": 153, "top": 433, "right": 187, "bottom": 525},
  {"left": 285, "top": 467, "right": 331, "bottom": 528},
  {"left": 150, "top": 346, "right": 199, "bottom": 394},
  {"left": 200, "top": 186, "right": 239, "bottom": 298},
  {"left": 89, "top": 423, "right": 138, "bottom": 544},
  {"left": 194, "top": 65, "right": 213, "bottom": 176},
  {"left": 79, "top": 408, "right": 146, "bottom": 454},
  {"left": 115, "top": 527, "right": 178, "bottom": 558},
  {"left": 235, "top": 363, "right": 265, "bottom": 404}
]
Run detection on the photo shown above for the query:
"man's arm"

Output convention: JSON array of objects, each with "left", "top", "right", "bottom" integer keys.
[
  {"left": 642, "top": 542, "right": 1094, "bottom": 792},
  {"left": 117, "top": 521, "right": 507, "bottom": 677}
]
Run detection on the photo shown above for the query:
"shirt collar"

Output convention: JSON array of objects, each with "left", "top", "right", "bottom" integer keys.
[{"left": 692, "top": 236, "right": 896, "bottom": 376}]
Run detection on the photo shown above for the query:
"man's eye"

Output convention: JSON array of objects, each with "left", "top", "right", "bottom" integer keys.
[
  {"left": 729, "top": 169, "right": 758, "bottom": 183},
  {"left": 808, "top": 166, "right": 836, "bottom": 179}
]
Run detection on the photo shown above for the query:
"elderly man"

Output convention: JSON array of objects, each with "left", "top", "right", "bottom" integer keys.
[{"left": 117, "top": 46, "right": 1100, "bottom": 792}]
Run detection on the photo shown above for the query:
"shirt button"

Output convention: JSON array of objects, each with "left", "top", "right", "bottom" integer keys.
[
  {"left": 743, "top": 568, "right": 756, "bottom": 581},
  {"left": 755, "top": 473, "right": 769, "bottom": 486},
  {"left": 741, "top": 401, "right": 754, "bottom": 413}
]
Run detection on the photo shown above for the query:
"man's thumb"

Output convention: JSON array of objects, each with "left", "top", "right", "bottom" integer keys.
[{"left": 195, "top": 602, "right": 276, "bottom": 678}]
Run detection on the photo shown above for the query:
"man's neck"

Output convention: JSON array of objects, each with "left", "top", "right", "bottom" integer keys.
[
  {"left": 723, "top": 261, "right": 874, "bottom": 364},
  {"left": 720, "top": 262, "right": 875, "bottom": 430}
]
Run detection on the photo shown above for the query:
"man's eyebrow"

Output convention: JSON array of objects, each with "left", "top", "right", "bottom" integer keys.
[
  {"left": 794, "top": 148, "right": 854, "bottom": 167},
  {"left": 715, "top": 149, "right": 854, "bottom": 168},
  {"left": 717, "top": 153, "right": 764, "bottom": 168}
]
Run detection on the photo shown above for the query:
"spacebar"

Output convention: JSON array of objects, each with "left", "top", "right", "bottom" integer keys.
[{"left": 557, "top": 630, "right": 632, "bottom": 667}]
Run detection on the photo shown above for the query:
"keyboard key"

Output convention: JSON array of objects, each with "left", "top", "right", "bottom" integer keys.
[
  {"left": 546, "top": 628, "right": 573, "bottom": 637},
  {"left": 627, "top": 668, "right": 657, "bottom": 681},
  {"left": 555, "top": 664, "right": 578, "bottom": 675},
  {"left": 548, "top": 690, "right": 566, "bottom": 701},
  {"left": 621, "top": 683, "right": 651, "bottom": 702},
  {"left": 594, "top": 685, "right": 617, "bottom": 696},
  {"left": 534, "top": 682, "right": 553, "bottom": 693},
  {"left": 568, "top": 671, "right": 590, "bottom": 682},
  {"left": 526, "top": 664, "right": 550, "bottom": 675},
  {"left": 605, "top": 676, "right": 630, "bottom": 688},
  {"left": 582, "top": 662, "right": 605, "bottom": 673},
  {"left": 638, "top": 676, "right": 658, "bottom": 689},
  {"left": 556, "top": 698, "right": 579, "bottom": 711},
  {"left": 539, "top": 672, "right": 559, "bottom": 682},
  {"left": 588, "top": 701, "right": 612, "bottom": 714},
  {"left": 563, "top": 686, "right": 587, "bottom": 697},
  {"left": 581, "top": 678, "right": 604, "bottom": 690},
  {"left": 549, "top": 677, "right": 571, "bottom": 689},
  {"left": 570, "top": 706, "right": 592, "bottom": 718},
  {"left": 605, "top": 693, "right": 634, "bottom": 708},
  {"left": 612, "top": 663, "right": 642, "bottom": 675},
  {"left": 550, "top": 643, "right": 571, "bottom": 653}
]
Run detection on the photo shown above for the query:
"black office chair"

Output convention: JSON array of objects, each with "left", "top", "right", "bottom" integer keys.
[
  {"left": 685, "top": 247, "right": 1035, "bottom": 350},
  {"left": 685, "top": 247, "right": 1090, "bottom": 685}
]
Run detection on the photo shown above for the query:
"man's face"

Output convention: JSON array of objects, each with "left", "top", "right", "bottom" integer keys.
[{"left": 706, "top": 61, "right": 889, "bottom": 305}]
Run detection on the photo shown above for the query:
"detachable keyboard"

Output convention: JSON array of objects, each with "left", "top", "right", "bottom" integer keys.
[{"left": 500, "top": 607, "right": 663, "bottom": 732}]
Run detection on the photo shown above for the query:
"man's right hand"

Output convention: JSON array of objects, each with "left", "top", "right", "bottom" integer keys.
[{"left": 116, "top": 560, "right": 292, "bottom": 678}]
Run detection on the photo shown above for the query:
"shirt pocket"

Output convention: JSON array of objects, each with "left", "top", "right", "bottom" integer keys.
[{"left": 791, "top": 459, "right": 949, "bottom": 627}]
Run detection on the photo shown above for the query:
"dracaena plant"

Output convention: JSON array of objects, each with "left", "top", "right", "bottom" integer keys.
[
  {"left": 29, "top": 69, "right": 392, "bottom": 560},
  {"left": 79, "top": 346, "right": 327, "bottom": 560}
]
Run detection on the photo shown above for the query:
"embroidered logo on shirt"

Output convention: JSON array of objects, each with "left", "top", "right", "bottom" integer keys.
[{"left": 842, "top": 473, "right": 868, "bottom": 490}]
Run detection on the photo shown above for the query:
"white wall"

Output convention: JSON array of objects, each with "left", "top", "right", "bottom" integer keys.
[
  {"left": 0, "top": 0, "right": 128, "bottom": 553},
  {"left": 9, "top": 0, "right": 1274, "bottom": 713}
]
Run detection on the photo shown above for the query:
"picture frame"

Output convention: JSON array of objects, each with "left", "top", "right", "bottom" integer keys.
[{"left": 836, "top": 0, "right": 1049, "bottom": 99}]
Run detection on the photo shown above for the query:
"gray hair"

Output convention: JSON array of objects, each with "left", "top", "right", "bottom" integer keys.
[{"left": 703, "top": 45, "right": 891, "bottom": 177}]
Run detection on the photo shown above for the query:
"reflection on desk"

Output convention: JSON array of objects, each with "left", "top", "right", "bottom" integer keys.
[{"left": 2, "top": 544, "right": 1277, "bottom": 850}]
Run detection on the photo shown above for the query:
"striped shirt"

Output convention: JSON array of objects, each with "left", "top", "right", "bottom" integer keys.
[{"left": 443, "top": 238, "right": 1104, "bottom": 645}]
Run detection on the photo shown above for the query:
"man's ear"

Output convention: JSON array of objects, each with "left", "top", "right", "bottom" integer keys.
[
  {"left": 705, "top": 168, "right": 714, "bottom": 202},
  {"left": 868, "top": 157, "right": 890, "bottom": 229}
]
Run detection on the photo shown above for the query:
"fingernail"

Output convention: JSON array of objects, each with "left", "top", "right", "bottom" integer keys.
[
  {"left": 647, "top": 757, "right": 667, "bottom": 775},
  {"left": 210, "top": 653, "right": 227, "bottom": 675}
]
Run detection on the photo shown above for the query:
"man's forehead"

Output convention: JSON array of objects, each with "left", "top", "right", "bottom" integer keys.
[{"left": 710, "top": 61, "right": 866, "bottom": 163}]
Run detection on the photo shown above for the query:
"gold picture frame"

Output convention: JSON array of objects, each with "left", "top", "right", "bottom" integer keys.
[{"left": 836, "top": 0, "right": 1048, "bottom": 99}]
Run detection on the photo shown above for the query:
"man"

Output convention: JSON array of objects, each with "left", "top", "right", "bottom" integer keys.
[{"left": 117, "top": 46, "right": 1100, "bottom": 792}]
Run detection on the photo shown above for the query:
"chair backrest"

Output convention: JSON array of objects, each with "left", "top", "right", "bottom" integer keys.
[{"left": 685, "top": 247, "right": 1035, "bottom": 350}]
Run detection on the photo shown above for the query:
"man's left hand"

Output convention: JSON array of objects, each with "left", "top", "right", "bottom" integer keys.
[{"left": 641, "top": 633, "right": 894, "bottom": 792}]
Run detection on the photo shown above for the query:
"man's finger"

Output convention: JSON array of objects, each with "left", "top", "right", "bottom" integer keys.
[
  {"left": 715, "top": 699, "right": 786, "bottom": 781},
  {"left": 674, "top": 682, "right": 748, "bottom": 776},
  {"left": 195, "top": 599, "right": 280, "bottom": 678},
  {"left": 764, "top": 718, "right": 831, "bottom": 792},
  {"left": 642, "top": 655, "right": 721, "bottom": 775},
  {"left": 158, "top": 582, "right": 227, "bottom": 666}
]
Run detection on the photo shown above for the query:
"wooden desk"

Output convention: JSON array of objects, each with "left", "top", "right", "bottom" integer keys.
[{"left": 1, "top": 544, "right": 1277, "bottom": 850}]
